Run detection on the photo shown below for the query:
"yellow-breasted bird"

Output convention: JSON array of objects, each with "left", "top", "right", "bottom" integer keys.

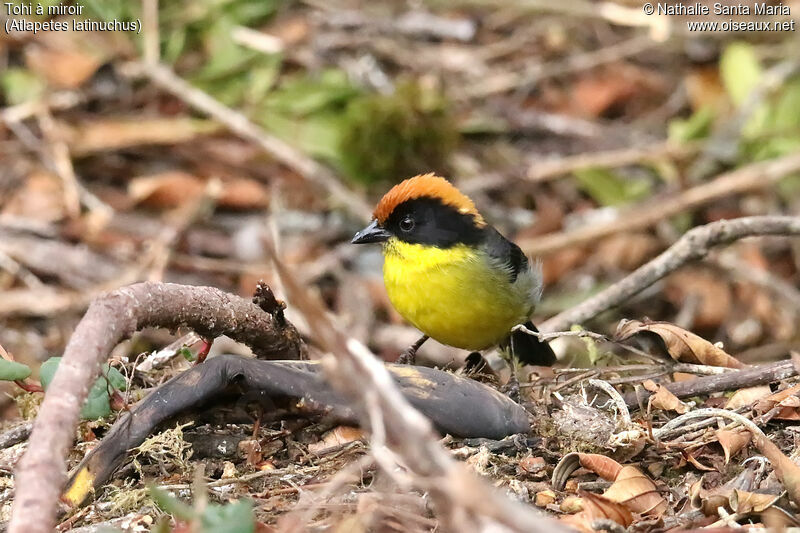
[{"left": 351, "top": 173, "right": 556, "bottom": 366}]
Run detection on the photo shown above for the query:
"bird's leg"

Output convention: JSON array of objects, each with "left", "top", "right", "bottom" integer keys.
[
  {"left": 396, "top": 335, "right": 429, "bottom": 365},
  {"left": 503, "top": 373, "right": 521, "bottom": 403}
]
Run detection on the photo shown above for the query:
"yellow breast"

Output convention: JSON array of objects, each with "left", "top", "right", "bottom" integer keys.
[{"left": 382, "top": 239, "right": 531, "bottom": 351}]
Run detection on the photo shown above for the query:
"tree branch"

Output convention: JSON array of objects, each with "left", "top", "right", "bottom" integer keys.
[
  {"left": 623, "top": 358, "right": 800, "bottom": 409},
  {"left": 9, "top": 282, "right": 304, "bottom": 533},
  {"left": 540, "top": 216, "right": 800, "bottom": 333},
  {"left": 519, "top": 153, "right": 800, "bottom": 256}
]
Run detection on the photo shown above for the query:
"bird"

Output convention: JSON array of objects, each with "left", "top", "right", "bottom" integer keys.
[{"left": 351, "top": 173, "right": 556, "bottom": 367}]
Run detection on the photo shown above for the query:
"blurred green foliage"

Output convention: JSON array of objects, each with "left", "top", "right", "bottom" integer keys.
[
  {"left": 150, "top": 486, "right": 255, "bottom": 533},
  {"left": 573, "top": 167, "right": 651, "bottom": 207},
  {"left": 260, "top": 74, "right": 459, "bottom": 185},
  {"left": 0, "top": 68, "right": 45, "bottom": 106},
  {"left": 670, "top": 42, "right": 800, "bottom": 168},
  {"left": 77, "top": 0, "right": 459, "bottom": 185},
  {"left": 339, "top": 81, "right": 459, "bottom": 185}
]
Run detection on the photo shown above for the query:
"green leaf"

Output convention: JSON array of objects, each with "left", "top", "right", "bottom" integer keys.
[
  {"left": 263, "top": 70, "right": 359, "bottom": 116},
  {"left": 573, "top": 167, "right": 651, "bottom": 207},
  {"left": 1, "top": 68, "right": 45, "bottom": 106},
  {"left": 0, "top": 359, "right": 32, "bottom": 381},
  {"left": 720, "top": 42, "right": 763, "bottom": 107},
  {"left": 40, "top": 358, "right": 127, "bottom": 420},
  {"left": 668, "top": 106, "right": 714, "bottom": 143},
  {"left": 200, "top": 501, "right": 255, "bottom": 533},
  {"left": 179, "top": 347, "right": 195, "bottom": 362},
  {"left": 148, "top": 486, "right": 196, "bottom": 521}
]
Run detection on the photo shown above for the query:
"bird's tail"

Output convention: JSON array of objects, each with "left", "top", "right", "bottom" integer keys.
[{"left": 504, "top": 321, "right": 557, "bottom": 366}]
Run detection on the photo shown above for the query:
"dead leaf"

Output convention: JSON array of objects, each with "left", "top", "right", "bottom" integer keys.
[
  {"left": 1, "top": 170, "right": 66, "bottom": 222},
  {"left": 308, "top": 426, "right": 364, "bottom": 455},
  {"left": 560, "top": 495, "right": 584, "bottom": 513},
  {"left": 535, "top": 490, "right": 557, "bottom": 507},
  {"left": 730, "top": 489, "right": 780, "bottom": 514},
  {"left": 26, "top": 46, "right": 100, "bottom": 89},
  {"left": 726, "top": 385, "right": 772, "bottom": 410},
  {"left": 615, "top": 319, "right": 745, "bottom": 368},
  {"left": 238, "top": 439, "right": 262, "bottom": 467},
  {"left": 755, "top": 383, "right": 800, "bottom": 420},
  {"left": 643, "top": 379, "right": 688, "bottom": 414},
  {"left": 685, "top": 452, "right": 716, "bottom": 472},
  {"left": 665, "top": 269, "right": 733, "bottom": 328},
  {"left": 64, "top": 118, "right": 221, "bottom": 155},
  {"left": 518, "top": 455, "right": 546, "bottom": 475},
  {"left": 552, "top": 452, "right": 622, "bottom": 490},
  {"left": 560, "top": 491, "right": 634, "bottom": 533},
  {"left": 716, "top": 429, "right": 752, "bottom": 465},
  {"left": 593, "top": 233, "right": 660, "bottom": 272},
  {"left": 603, "top": 465, "right": 668, "bottom": 517},
  {"left": 218, "top": 178, "right": 270, "bottom": 210},
  {"left": 129, "top": 172, "right": 205, "bottom": 208},
  {"left": 750, "top": 432, "right": 800, "bottom": 507}
]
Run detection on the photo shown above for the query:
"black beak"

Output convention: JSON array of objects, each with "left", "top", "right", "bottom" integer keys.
[{"left": 352, "top": 219, "right": 391, "bottom": 244}]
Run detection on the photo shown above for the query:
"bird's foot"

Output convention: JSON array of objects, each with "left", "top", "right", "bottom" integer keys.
[
  {"left": 395, "top": 335, "right": 428, "bottom": 365},
  {"left": 395, "top": 348, "right": 417, "bottom": 365}
]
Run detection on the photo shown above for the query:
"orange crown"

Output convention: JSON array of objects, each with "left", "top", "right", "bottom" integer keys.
[{"left": 373, "top": 173, "right": 485, "bottom": 226}]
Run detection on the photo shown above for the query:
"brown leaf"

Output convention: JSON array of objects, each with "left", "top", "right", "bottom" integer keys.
[
  {"left": 129, "top": 172, "right": 205, "bottom": 208},
  {"left": 726, "top": 385, "right": 772, "bottom": 410},
  {"left": 615, "top": 319, "right": 745, "bottom": 368},
  {"left": 755, "top": 383, "right": 800, "bottom": 420},
  {"left": 535, "top": 490, "right": 557, "bottom": 507},
  {"left": 750, "top": 432, "right": 800, "bottom": 507},
  {"left": 602, "top": 465, "right": 668, "bottom": 517},
  {"left": 26, "top": 46, "right": 100, "bottom": 89},
  {"left": 1, "top": 170, "right": 66, "bottom": 222},
  {"left": 665, "top": 269, "right": 732, "bottom": 329},
  {"left": 643, "top": 379, "right": 688, "bottom": 414},
  {"left": 308, "top": 426, "right": 364, "bottom": 455},
  {"left": 715, "top": 429, "right": 752, "bottom": 464},
  {"left": 552, "top": 452, "right": 622, "bottom": 490},
  {"left": 560, "top": 491, "right": 634, "bottom": 533},
  {"left": 730, "top": 489, "right": 779, "bottom": 514},
  {"left": 64, "top": 118, "right": 221, "bottom": 155},
  {"left": 218, "top": 178, "right": 270, "bottom": 210},
  {"left": 685, "top": 452, "right": 716, "bottom": 472}
]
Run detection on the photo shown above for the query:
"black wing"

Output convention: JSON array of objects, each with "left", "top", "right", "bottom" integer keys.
[{"left": 483, "top": 227, "right": 529, "bottom": 283}]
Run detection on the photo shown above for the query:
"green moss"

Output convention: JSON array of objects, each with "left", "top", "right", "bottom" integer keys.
[{"left": 338, "top": 81, "right": 459, "bottom": 185}]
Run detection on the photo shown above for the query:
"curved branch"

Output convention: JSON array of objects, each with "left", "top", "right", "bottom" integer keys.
[
  {"left": 540, "top": 216, "right": 800, "bottom": 332},
  {"left": 10, "top": 282, "right": 305, "bottom": 533}
]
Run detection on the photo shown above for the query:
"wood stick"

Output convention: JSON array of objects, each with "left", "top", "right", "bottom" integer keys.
[
  {"left": 540, "top": 216, "right": 800, "bottom": 332},
  {"left": 519, "top": 152, "right": 800, "bottom": 256},
  {"left": 623, "top": 358, "right": 800, "bottom": 409},
  {"left": 9, "top": 282, "right": 305, "bottom": 533}
]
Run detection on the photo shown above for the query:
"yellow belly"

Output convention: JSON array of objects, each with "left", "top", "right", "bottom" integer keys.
[{"left": 382, "top": 239, "right": 531, "bottom": 351}]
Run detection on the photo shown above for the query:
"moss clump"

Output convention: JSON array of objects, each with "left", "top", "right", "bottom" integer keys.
[{"left": 338, "top": 81, "right": 459, "bottom": 185}]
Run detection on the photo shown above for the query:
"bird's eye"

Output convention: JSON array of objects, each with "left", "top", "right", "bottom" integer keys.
[{"left": 399, "top": 216, "right": 415, "bottom": 232}]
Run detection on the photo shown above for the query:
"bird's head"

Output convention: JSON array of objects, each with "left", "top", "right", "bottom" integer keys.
[{"left": 352, "top": 173, "right": 486, "bottom": 248}]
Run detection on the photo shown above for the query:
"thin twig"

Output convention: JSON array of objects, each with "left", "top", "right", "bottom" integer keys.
[
  {"left": 119, "top": 62, "right": 372, "bottom": 221},
  {"left": 9, "top": 283, "right": 305, "bottom": 533},
  {"left": 541, "top": 216, "right": 800, "bottom": 332},
  {"left": 586, "top": 379, "right": 632, "bottom": 428},
  {"left": 519, "top": 154, "right": 800, "bottom": 257},
  {"left": 652, "top": 407, "right": 765, "bottom": 442},
  {"left": 622, "top": 358, "right": 800, "bottom": 409},
  {"left": 512, "top": 324, "right": 607, "bottom": 342},
  {"left": 525, "top": 140, "right": 699, "bottom": 183}
]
